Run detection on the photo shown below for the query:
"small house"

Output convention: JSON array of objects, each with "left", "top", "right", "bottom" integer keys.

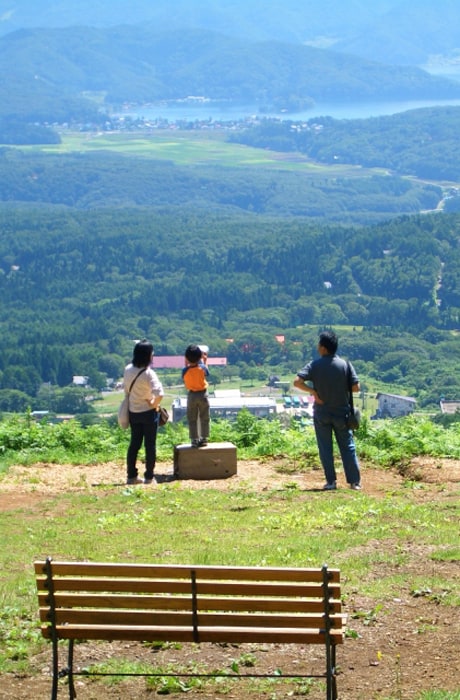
[
  {"left": 72, "top": 376, "right": 89, "bottom": 387},
  {"left": 375, "top": 392, "right": 416, "bottom": 418},
  {"left": 440, "top": 400, "right": 460, "bottom": 415}
]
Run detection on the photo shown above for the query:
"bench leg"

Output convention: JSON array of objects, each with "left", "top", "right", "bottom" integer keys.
[
  {"left": 326, "top": 645, "right": 337, "bottom": 700},
  {"left": 51, "top": 668, "right": 58, "bottom": 700},
  {"left": 51, "top": 639, "right": 76, "bottom": 699},
  {"left": 67, "top": 639, "right": 77, "bottom": 699},
  {"left": 51, "top": 633, "right": 59, "bottom": 700}
]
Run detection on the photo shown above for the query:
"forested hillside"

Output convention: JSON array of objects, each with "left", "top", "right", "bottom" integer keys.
[
  {"left": 1, "top": 0, "right": 459, "bottom": 71},
  {"left": 1, "top": 26, "right": 459, "bottom": 124},
  {"left": 0, "top": 1, "right": 403, "bottom": 40},
  {"left": 0, "top": 148, "right": 441, "bottom": 224},
  {"left": 0, "top": 206, "right": 458, "bottom": 412},
  {"left": 229, "top": 106, "right": 460, "bottom": 181},
  {"left": 0, "top": 5, "right": 458, "bottom": 419}
]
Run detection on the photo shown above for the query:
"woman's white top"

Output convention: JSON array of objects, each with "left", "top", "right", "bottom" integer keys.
[{"left": 123, "top": 364, "right": 164, "bottom": 413}]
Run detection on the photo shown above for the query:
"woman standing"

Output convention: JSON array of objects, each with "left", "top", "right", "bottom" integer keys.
[{"left": 123, "top": 340, "right": 164, "bottom": 485}]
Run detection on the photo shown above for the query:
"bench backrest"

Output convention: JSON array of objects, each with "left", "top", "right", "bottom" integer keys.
[{"left": 35, "top": 559, "right": 343, "bottom": 645}]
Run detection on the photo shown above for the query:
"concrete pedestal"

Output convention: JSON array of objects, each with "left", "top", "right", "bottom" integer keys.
[{"left": 173, "top": 442, "right": 237, "bottom": 480}]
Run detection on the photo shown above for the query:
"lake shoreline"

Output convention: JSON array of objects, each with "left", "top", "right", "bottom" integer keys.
[{"left": 115, "top": 97, "right": 460, "bottom": 123}]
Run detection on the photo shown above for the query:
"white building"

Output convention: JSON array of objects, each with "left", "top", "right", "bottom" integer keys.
[
  {"left": 172, "top": 390, "right": 277, "bottom": 422},
  {"left": 440, "top": 399, "right": 460, "bottom": 415},
  {"left": 72, "top": 375, "right": 89, "bottom": 387}
]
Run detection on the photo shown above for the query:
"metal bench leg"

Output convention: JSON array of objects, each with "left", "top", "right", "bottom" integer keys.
[
  {"left": 322, "top": 564, "right": 337, "bottom": 700},
  {"left": 51, "top": 636, "right": 58, "bottom": 700},
  {"left": 68, "top": 639, "right": 76, "bottom": 699},
  {"left": 330, "top": 645, "right": 337, "bottom": 700}
]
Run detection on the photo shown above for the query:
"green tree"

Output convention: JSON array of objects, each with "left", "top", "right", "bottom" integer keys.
[
  {"left": 0, "top": 389, "right": 31, "bottom": 412},
  {"left": 0, "top": 366, "right": 41, "bottom": 397},
  {"left": 53, "top": 387, "right": 92, "bottom": 414}
]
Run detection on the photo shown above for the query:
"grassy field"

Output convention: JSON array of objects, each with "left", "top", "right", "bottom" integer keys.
[
  {"left": 32, "top": 129, "right": 379, "bottom": 177},
  {"left": 0, "top": 412, "right": 458, "bottom": 698},
  {"left": 0, "top": 455, "right": 458, "bottom": 699}
]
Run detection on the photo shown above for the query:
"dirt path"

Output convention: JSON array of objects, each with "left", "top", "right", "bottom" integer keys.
[
  {"left": 0, "top": 456, "right": 415, "bottom": 503},
  {"left": 1, "top": 457, "right": 459, "bottom": 699}
]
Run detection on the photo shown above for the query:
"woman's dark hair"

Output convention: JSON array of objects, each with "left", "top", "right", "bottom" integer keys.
[{"left": 132, "top": 340, "right": 154, "bottom": 368}]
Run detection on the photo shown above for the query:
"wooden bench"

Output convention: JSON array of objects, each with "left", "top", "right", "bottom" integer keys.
[{"left": 34, "top": 558, "right": 345, "bottom": 700}]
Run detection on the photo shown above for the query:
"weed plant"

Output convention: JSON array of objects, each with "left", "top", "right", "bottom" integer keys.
[{"left": 0, "top": 411, "right": 458, "bottom": 476}]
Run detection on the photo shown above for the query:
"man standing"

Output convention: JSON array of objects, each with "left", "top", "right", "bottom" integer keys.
[{"left": 294, "top": 330, "right": 362, "bottom": 491}]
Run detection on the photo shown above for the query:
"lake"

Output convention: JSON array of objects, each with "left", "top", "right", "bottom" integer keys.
[{"left": 118, "top": 98, "right": 460, "bottom": 123}]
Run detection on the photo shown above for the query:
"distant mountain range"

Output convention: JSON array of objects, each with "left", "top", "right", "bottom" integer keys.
[
  {"left": 2, "top": 25, "right": 460, "bottom": 125},
  {"left": 0, "top": 0, "right": 459, "bottom": 69}
]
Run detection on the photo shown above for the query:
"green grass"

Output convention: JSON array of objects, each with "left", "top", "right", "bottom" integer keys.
[
  {"left": 1, "top": 484, "right": 458, "bottom": 682},
  {"left": 0, "top": 411, "right": 458, "bottom": 697},
  {"left": 36, "top": 130, "right": 312, "bottom": 167},
  {"left": 31, "top": 129, "right": 378, "bottom": 177},
  {"left": 82, "top": 487, "right": 457, "bottom": 576},
  {"left": 418, "top": 693, "right": 460, "bottom": 700},
  {"left": 92, "top": 388, "right": 176, "bottom": 416}
]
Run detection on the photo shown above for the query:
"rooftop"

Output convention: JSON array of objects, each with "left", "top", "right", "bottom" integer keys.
[{"left": 152, "top": 356, "right": 227, "bottom": 369}]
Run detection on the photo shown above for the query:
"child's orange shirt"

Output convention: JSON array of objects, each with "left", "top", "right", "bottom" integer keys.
[{"left": 182, "top": 362, "right": 209, "bottom": 392}]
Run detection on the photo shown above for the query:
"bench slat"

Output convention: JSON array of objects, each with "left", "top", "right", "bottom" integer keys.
[
  {"left": 36, "top": 577, "right": 340, "bottom": 598},
  {"left": 40, "top": 608, "right": 344, "bottom": 629},
  {"left": 41, "top": 624, "right": 344, "bottom": 645},
  {"left": 37, "top": 593, "right": 341, "bottom": 614},
  {"left": 34, "top": 561, "right": 340, "bottom": 583}
]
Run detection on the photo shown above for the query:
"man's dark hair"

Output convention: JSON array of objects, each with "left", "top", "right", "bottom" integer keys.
[
  {"left": 185, "top": 344, "right": 203, "bottom": 364},
  {"left": 319, "top": 330, "right": 338, "bottom": 355}
]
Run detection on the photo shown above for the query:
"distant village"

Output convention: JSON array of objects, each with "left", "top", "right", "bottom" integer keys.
[
  {"left": 86, "top": 96, "right": 320, "bottom": 134},
  {"left": 69, "top": 351, "right": 460, "bottom": 424}
]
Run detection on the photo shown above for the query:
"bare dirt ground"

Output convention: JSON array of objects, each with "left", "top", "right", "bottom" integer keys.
[{"left": 1, "top": 457, "right": 459, "bottom": 699}]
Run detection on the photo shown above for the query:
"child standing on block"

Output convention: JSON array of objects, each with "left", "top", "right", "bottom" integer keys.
[{"left": 182, "top": 344, "right": 210, "bottom": 447}]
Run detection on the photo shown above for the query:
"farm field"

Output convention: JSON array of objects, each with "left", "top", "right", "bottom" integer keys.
[{"left": 36, "top": 129, "right": 380, "bottom": 177}]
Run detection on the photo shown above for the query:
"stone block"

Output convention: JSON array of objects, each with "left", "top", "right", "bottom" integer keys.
[{"left": 174, "top": 442, "right": 237, "bottom": 480}]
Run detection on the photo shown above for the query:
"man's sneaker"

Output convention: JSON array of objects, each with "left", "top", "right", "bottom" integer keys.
[
  {"left": 191, "top": 439, "right": 201, "bottom": 448},
  {"left": 323, "top": 482, "right": 337, "bottom": 491},
  {"left": 144, "top": 478, "right": 156, "bottom": 485},
  {"left": 198, "top": 438, "right": 208, "bottom": 447},
  {"left": 126, "top": 477, "right": 143, "bottom": 485},
  {"left": 350, "top": 483, "right": 362, "bottom": 491}
]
